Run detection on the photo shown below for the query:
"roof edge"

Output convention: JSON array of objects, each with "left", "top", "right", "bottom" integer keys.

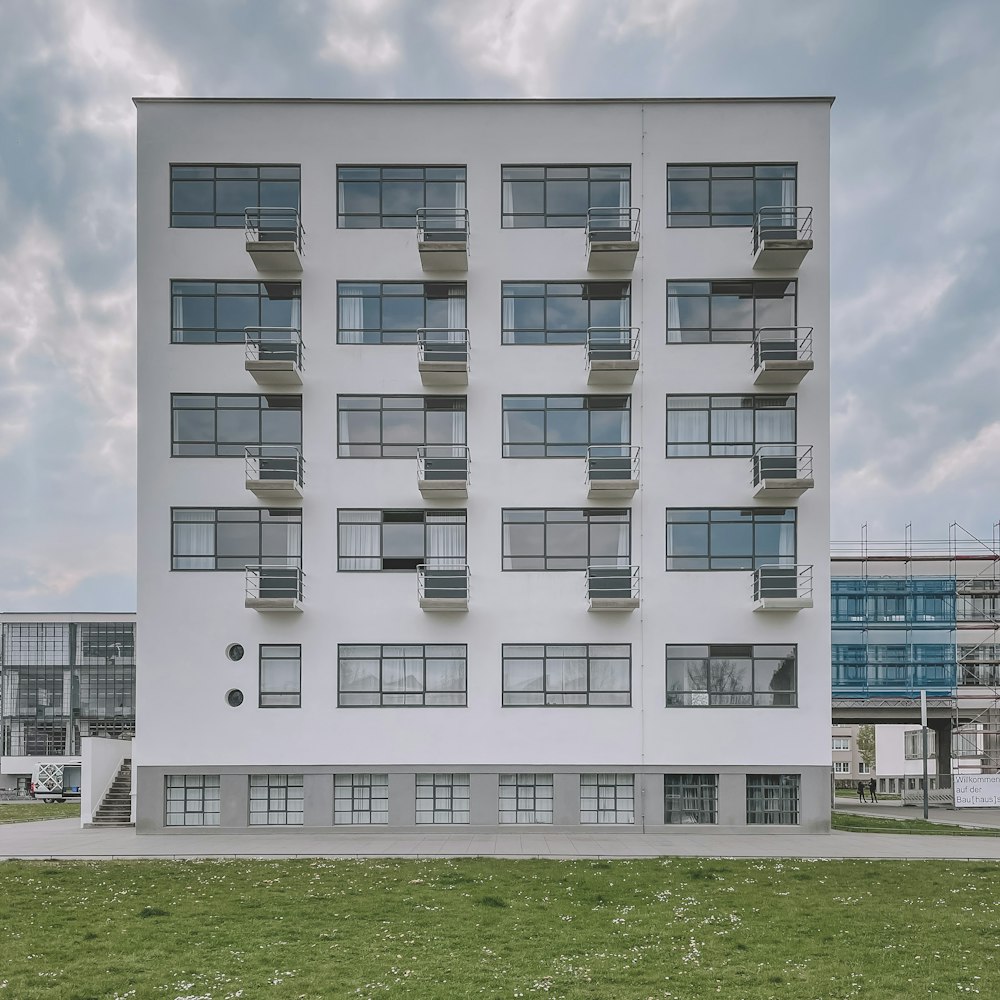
[{"left": 133, "top": 96, "right": 836, "bottom": 107}]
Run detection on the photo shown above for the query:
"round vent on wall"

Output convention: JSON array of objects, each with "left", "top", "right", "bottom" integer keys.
[
  {"left": 226, "top": 643, "right": 245, "bottom": 662},
  {"left": 226, "top": 689, "right": 244, "bottom": 707}
]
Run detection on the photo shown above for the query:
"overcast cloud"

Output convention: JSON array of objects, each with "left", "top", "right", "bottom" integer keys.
[{"left": 1, "top": 0, "right": 998, "bottom": 611}]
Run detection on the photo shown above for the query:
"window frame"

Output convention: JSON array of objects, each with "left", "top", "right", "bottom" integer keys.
[
  {"left": 337, "top": 165, "right": 467, "bottom": 229},
  {"left": 498, "top": 773, "right": 554, "bottom": 824},
  {"left": 666, "top": 163, "right": 797, "bottom": 229},
  {"left": 415, "top": 772, "right": 470, "bottom": 824},
  {"left": 334, "top": 773, "right": 389, "bottom": 825},
  {"left": 258, "top": 644, "right": 302, "bottom": 709},
  {"left": 665, "top": 507, "right": 797, "bottom": 571},
  {"left": 248, "top": 773, "right": 304, "bottom": 826},
  {"left": 501, "top": 281, "right": 631, "bottom": 345},
  {"left": 170, "top": 393, "right": 302, "bottom": 458},
  {"left": 501, "top": 643, "right": 632, "bottom": 707},
  {"left": 170, "top": 507, "right": 302, "bottom": 571},
  {"left": 336, "top": 280, "right": 467, "bottom": 345},
  {"left": 502, "top": 507, "right": 631, "bottom": 572},
  {"left": 664, "top": 773, "right": 718, "bottom": 824},
  {"left": 170, "top": 279, "right": 301, "bottom": 345},
  {"left": 746, "top": 773, "right": 800, "bottom": 825},
  {"left": 501, "top": 164, "right": 631, "bottom": 229},
  {"left": 665, "top": 394, "right": 796, "bottom": 458},
  {"left": 337, "top": 643, "right": 468, "bottom": 707},
  {"left": 337, "top": 394, "right": 467, "bottom": 458},
  {"left": 666, "top": 279, "right": 797, "bottom": 345},
  {"left": 502, "top": 395, "right": 631, "bottom": 458},
  {"left": 170, "top": 164, "right": 301, "bottom": 229},
  {"left": 164, "top": 774, "right": 220, "bottom": 827},
  {"left": 337, "top": 508, "right": 467, "bottom": 572},
  {"left": 580, "top": 772, "right": 635, "bottom": 825},
  {"left": 665, "top": 643, "right": 798, "bottom": 708}
]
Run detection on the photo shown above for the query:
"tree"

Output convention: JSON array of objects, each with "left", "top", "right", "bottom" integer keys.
[{"left": 857, "top": 725, "right": 876, "bottom": 771}]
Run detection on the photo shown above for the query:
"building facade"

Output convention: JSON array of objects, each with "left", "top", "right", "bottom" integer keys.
[{"left": 135, "top": 97, "right": 832, "bottom": 833}]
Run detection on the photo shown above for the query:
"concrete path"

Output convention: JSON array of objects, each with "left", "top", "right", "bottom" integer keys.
[
  {"left": 4, "top": 817, "right": 1000, "bottom": 860},
  {"left": 833, "top": 799, "right": 1000, "bottom": 829}
]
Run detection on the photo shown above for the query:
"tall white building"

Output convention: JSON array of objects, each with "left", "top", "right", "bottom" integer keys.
[{"left": 135, "top": 97, "right": 832, "bottom": 833}]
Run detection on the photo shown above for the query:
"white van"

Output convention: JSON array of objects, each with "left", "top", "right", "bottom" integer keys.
[{"left": 30, "top": 762, "right": 82, "bottom": 804}]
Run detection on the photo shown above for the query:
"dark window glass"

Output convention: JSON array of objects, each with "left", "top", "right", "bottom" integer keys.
[
  {"left": 171, "top": 508, "right": 301, "bottom": 571},
  {"left": 667, "top": 164, "right": 796, "bottom": 228},
  {"left": 502, "top": 644, "right": 631, "bottom": 706},
  {"left": 337, "top": 281, "right": 466, "bottom": 345},
  {"left": 338, "top": 396, "right": 466, "bottom": 457},
  {"left": 502, "top": 282, "right": 630, "bottom": 345},
  {"left": 666, "top": 280, "right": 795, "bottom": 344},
  {"left": 338, "top": 166, "right": 466, "bottom": 228},
  {"left": 171, "top": 394, "right": 301, "bottom": 457},
  {"left": 171, "top": 165, "right": 300, "bottom": 228},
  {"left": 171, "top": 281, "right": 300, "bottom": 345},
  {"left": 666, "top": 508, "right": 795, "bottom": 571},
  {"left": 666, "top": 395, "right": 795, "bottom": 457},
  {"left": 746, "top": 774, "right": 800, "bottom": 824},
  {"left": 664, "top": 774, "right": 718, "bottom": 824},
  {"left": 666, "top": 644, "right": 797, "bottom": 707},
  {"left": 502, "top": 165, "right": 630, "bottom": 228},
  {"left": 503, "top": 396, "right": 630, "bottom": 457},
  {"left": 338, "top": 510, "right": 466, "bottom": 571},
  {"left": 338, "top": 644, "right": 467, "bottom": 706},
  {"left": 502, "top": 508, "right": 630, "bottom": 571}
]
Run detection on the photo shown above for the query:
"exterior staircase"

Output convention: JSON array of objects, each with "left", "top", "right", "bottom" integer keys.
[{"left": 91, "top": 758, "right": 134, "bottom": 827}]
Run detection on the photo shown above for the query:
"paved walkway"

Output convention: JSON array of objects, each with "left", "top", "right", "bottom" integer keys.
[
  {"left": 3, "top": 816, "right": 1000, "bottom": 860},
  {"left": 834, "top": 798, "right": 1000, "bottom": 829}
]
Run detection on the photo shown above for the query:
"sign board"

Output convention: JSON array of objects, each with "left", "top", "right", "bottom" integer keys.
[{"left": 954, "top": 774, "right": 1000, "bottom": 808}]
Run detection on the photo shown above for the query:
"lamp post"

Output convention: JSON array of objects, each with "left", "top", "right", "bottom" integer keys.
[{"left": 921, "top": 689, "right": 929, "bottom": 821}]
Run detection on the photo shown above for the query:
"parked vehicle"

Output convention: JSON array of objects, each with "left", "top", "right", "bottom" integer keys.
[{"left": 30, "top": 762, "right": 82, "bottom": 804}]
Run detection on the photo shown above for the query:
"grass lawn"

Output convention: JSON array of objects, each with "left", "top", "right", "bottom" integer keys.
[
  {"left": 0, "top": 802, "right": 80, "bottom": 825},
  {"left": 832, "top": 810, "right": 1000, "bottom": 837},
  {"left": 0, "top": 858, "right": 998, "bottom": 999}
]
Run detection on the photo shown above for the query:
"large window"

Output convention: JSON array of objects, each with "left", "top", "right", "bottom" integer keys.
[
  {"left": 666, "top": 508, "right": 795, "bottom": 571},
  {"left": 338, "top": 396, "right": 466, "bottom": 458},
  {"left": 338, "top": 645, "right": 467, "bottom": 707},
  {"left": 249, "top": 775, "right": 304, "bottom": 826},
  {"left": 501, "top": 166, "right": 630, "bottom": 228},
  {"left": 171, "top": 281, "right": 300, "bottom": 345},
  {"left": 666, "top": 280, "right": 795, "bottom": 344},
  {"left": 666, "top": 164, "right": 796, "bottom": 228},
  {"left": 580, "top": 773, "right": 634, "bottom": 824},
  {"left": 499, "top": 774, "right": 554, "bottom": 824},
  {"left": 170, "top": 165, "right": 300, "bottom": 229},
  {"left": 171, "top": 508, "right": 301, "bottom": 571},
  {"left": 502, "top": 396, "right": 630, "bottom": 458},
  {"left": 746, "top": 774, "right": 800, "bottom": 825},
  {"left": 501, "top": 281, "right": 630, "bottom": 345},
  {"left": 665, "top": 644, "right": 797, "bottom": 707},
  {"left": 338, "top": 510, "right": 466, "bottom": 572},
  {"left": 337, "top": 282, "right": 466, "bottom": 345},
  {"left": 334, "top": 773, "right": 389, "bottom": 825},
  {"left": 502, "top": 644, "right": 631, "bottom": 706},
  {"left": 666, "top": 395, "right": 795, "bottom": 458},
  {"left": 165, "top": 774, "right": 220, "bottom": 826},
  {"left": 502, "top": 508, "right": 630, "bottom": 571},
  {"left": 259, "top": 645, "right": 301, "bottom": 708},
  {"left": 171, "top": 394, "right": 301, "bottom": 457},
  {"left": 664, "top": 774, "right": 718, "bottom": 824},
  {"left": 337, "top": 166, "right": 466, "bottom": 228},
  {"left": 415, "top": 773, "right": 470, "bottom": 824}
]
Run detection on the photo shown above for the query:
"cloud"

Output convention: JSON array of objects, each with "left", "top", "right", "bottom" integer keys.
[{"left": 318, "top": 0, "right": 403, "bottom": 72}]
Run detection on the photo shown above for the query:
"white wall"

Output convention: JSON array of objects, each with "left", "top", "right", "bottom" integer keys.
[{"left": 80, "top": 737, "right": 131, "bottom": 825}]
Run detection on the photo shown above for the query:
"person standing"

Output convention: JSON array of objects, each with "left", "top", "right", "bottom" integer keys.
[
  {"left": 868, "top": 777, "right": 878, "bottom": 803},
  {"left": 857, "top": 779, "right": 867, "bottom": 803}
]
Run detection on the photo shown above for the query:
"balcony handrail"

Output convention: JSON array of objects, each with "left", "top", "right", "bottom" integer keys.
[
  {"left": 417, "top": 560, "right": 470, "bottom": 600},
  {"left": 751, "top": 205, "right": 812, "bottom": 252},
  {"left": 416, "top": 206, "right": 469, "bottom": 242},
  {"left": 751, "top": 444, "right": 813, "bottom": 486},
  {"left": 585, "top": 445, "right": 640, "bottom": 483},
  {"left": 245, "top": 445, "right": 304, "bottom": 485},
  {"left": 244, "top": 326, "right": 303, "bottom": 368},
  {"left": 752, "top": 564, "right": 813, "bottom": 602},
  {"left": 245, "top": 564, "right": 303, "bottom": 602},
  {"left": 416, "top": 327, "right": 470, "bottom": 364},
  {"left": 586, "top": 206, "right": 640, "bottom": 241},
  {"left": 416, "top": 445, "right": 470, "bottom": 482},
  {"left": 585, "top": 563, "right": 640, "bottom": 600},
  {"left": 752, "top": 326, "right": 813, "bottom": 368},
  {"left": 244, "top": 206, "right": 304, "bottom": 251},
  {"left": 585, "top": 326, "right": 640, "bottom": 362}
]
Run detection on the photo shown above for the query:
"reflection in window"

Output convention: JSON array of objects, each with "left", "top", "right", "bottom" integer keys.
[
  {"left": 170, "top": 165, "right": 300, "bottom": 228},
  {"left": 171, "top": 394, "right": 301, "bottom": 457},
  {"left": 337, "top": 166, "right": 466, "bottom": 229},
  {"left": 171, "top": 281, "right": 300, "bottom": 345},
  {"left": 337, "top": 282, "right": 466, "bottom": 345},
  {"left": 502, "top": 396, "right": 630, "bottom": 457},
  {"left": 666, "top": 280, "right": 795, "bottom": 344},
  {"left": 338, "top": 396, "right": 466, "bottom": 458},
  {"left": 502, "top": 165, "right": 630, "bottom": 228},
  {"left": 338, "top": 644, "right": 467, "bottom": 706},
  {"left": 666, "top": 395, "right": 795, "bottom": 457},
  {"left": 667, "top": 164, "right": 796, "bottom": 228},
  {"left": 746, "top": 774, "right": 799, "bottom": 825},
  {"left": 502, "top": 282, "right": 630, "bottom": 345},
  {"left": 666, "top": 508, "right": 796, "bottom": 571},
  {"left": 664, "top": 774, "right": 718, "bottom": 824},
  {"left": 171, "top": 508, "right": 302, "bottom": 571},
  {"left": 502, "top": 643, "right": 631, "bottom": 706},
  {"left": 259, "top": 645, "right": 301, "bottom": 708},
  {"left": 338, "top": 509, "right": 466, "bottom": 571},
  {"left": 665, "top": 644, "right": 797, "bottom": 707},
  {"left": 502, "top": 508, "right": 630, "bottom": 571}
]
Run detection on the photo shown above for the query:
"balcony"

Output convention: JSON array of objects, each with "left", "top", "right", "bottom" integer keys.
[
  {"left": 245, "top": 565, "right": 303, "bottom": 612},
  {"left": 752, "top": 565, "right": 813, "bottom": 611},
  {"left": 417, "top": 328, "right": 469, "bottom": 386},
  {"left": 417, "top": 560, "right": 469, "bottom": 611},
  {"left": 751, "top": 446, "right": 814, "bottom": 500},
  {"left": 245, "top": 327, "right": 303, "bottom": 387},
  {"left": 586, "top": 565, "right": 640, "bottom": 611},
  {"left": 752, "top": 327, "right": 814, "bottom": 385},
  {"left": 245, "top": 446, "right": 303, "bottom": 500},
  {"left": 416, "top": 207, "right": 469, "bottom": 271},
  {"left": 586, "top": 446, "right": 639, "bottom": 500},
  {"left": 417, "top": 446, "right": 469, "bottom": 499},
  {"left": 586, "top": 207, "right": 639, "bottom": 272},
  {"left": 244, "top": 208, "right": 303, "bottom": 272},
  {"left": 586, "top": 327, "right": 639, "bottom": 385},
  {"left": 751, "top": 206, "right": 813, "bottom": 271}
]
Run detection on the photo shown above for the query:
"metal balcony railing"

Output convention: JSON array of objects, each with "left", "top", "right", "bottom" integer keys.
[
  {"left": 751, "top": 445, "right": 813, "bottom": 486},
  {"left": 245, "top": 327, "right": 303, "bottom": 369},
  {"left": 245, "top": 446, "right": 304, "bottom": 485},
  {"left": 751, "top": 205, "right": 813, "bottom": 253},
  {"left": 586, "top": 564, "right": 640, "bottom": 603},
  {"left": 586, "top": 206, "right": 640, "bottom": 244},
  {"left": 245, "top": 565, "right": 303, "bottom": 603},
  {"left": 752, "top": 564, "right": 813, "bottom": 604},
  {"left": 244, "top": 207, "right": 303, "bottom": 250},
  {"left": 586, "top": 326, "right": 639, "bottom": 363},
  {"left": 416, "top": 207, "right": 469, "bottom": 244},
  {"left": 752, "top": 326, "right": 813, "bottom": 369},
  {"left": 417, "top": 328, "right": 469, "bottom": 365},
  {"left": 417, "top": 445, "right": 470, "bottom": 483},
  {"left": 586, "top": 445, "right": 639, "bottom": 484},
  {"left": 417, "top": 560, "right": 469, "bottom": 601}
]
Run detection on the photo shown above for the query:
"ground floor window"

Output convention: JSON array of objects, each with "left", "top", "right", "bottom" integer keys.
[
  {"left": 334, "top": 773, "right": 389, "bottom": 825},
  {"left": 498, "top": 773, "right": 554, "bottom": 824},
  {"left": 165, "top": 774, "right": 220, "bottom": 826},
  {"left": 249, "top": 774, "right": 304, "bottom": 826},
  {"left": 580, "top": 773, "right": 634, "bottom": 824},
  {"left": 415, "top": 773, "right": 470, "bottom": 824},
  {"left": 664, "top": 774, "right": 717, "bottom": 824},
  {"left": 746, "top": 774, "right": 799, "bottom": 825}
]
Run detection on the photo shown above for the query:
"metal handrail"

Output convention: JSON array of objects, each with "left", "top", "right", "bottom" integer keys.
[
  {"left": 416, "top": 327, "right": 469, "bottom": 364},
  {"left": 585, "top": 445, "right": 639, "bottom": 483},
  {"left": 245, "top": 564, "right": 303, "bottom": 602},
  {"left": 585, "top": 564, "right": 640, "bottom": 601},
  {"left": 751, "top": 445, "right": 813, "bottom": 486},
  {"left": 586, "top": 206, "right": 640, "bottom": 242},
  {"left": 416, "top": 207, "right": 469, "bottom": 242},
  {"left": 417, "top": 560, "right": 470, "bottom": 600},
  {"left": 245, "top": 445, "right": 304, "bottom": 485},
  {"left": 752, "top": 564, "right": 813, "bottom": 603},
  {"left": 586, "top": 326, "right": 640, "bottom": 363},
  {"left": 244, "top": 207, "right": 303, "bottom": 251},
  {"left": 751, "top": 205, "right": 812, "bottom": 253},
  {"left": 416, "top": 445, "right": 470, "bottom": 483},
  {"left": 244, "top": 326, "right": 303, "bottom": 368},
  {"left": 752, "top": 326, "right": 813, "bottom": 369}
]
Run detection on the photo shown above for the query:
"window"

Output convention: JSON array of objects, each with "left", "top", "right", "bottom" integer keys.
[
  {"left": 501, "top": 282, "right": 630, "bottom": 345},
  {"left": 499, "top": 773, "right": 554, "bottom": 824},
  {"left": 249, "top": 774, "right": 304, "bottom": 826},
  {"left": 666, "top": 395, "right": 795, "bottom": 457},
  {"left": 833, "top": 761, "right": 850, "bottom": 774},
  {"left": 338, "top": 396, "right": 466, "bottom": 458},
  {"left": 337, "top": 282, "right": 466, "bottom": 345},
  {"left": 665, "top": 644, "right": 797, "bottom": 707},
  {"left": 502, "top": 644, "right": 630, "bottom": 706},
  {"left": 165, "top": 774, "right": 220, "bottom": 826},
  {"left": 171, "top": 508, "right": 301, "bottom": 571},
  {"left": 664, "top": 774, "right": 717, "bottom": 824},
  {"left": 338, "top": 645, "right": 467, "bottom": 706},
  {"left": 259, "top": 645, "right": 301, "bottom": 708},
  {"left": 746, "top": 774, "right": 799, "bottom": 825},
  {"left": 171, "top": 395, "right": 301, "bottom": 457},
  {"left": 667, "top": 164, "right": 796, "bottom": 228},
  {"left": 580, "top": 773, "right": 634, "bottom": 824},
  {"left": 666, "top": 508, "right": 795, "bottom": 571},
  {"left": 338, "top": 509, "right": 466, "bottom": 571},
  {"left": 502, "top": 508, "right": 630, "bottom": 571},
  {"left": 171, "top": 280, "right": 300, "bottom": 345},
  {"left": 170, "top": 165, "right": 300, "bottom": 229},
  {"left": 502, "top": 396, "right": 630, "bottom": 458},
  {"left": 960, "top": 646, "right": 1000, "bottom": 687},
  {"left": 666, "top": 280, "right": 796, "bottom": 344},
  {"left": 502, "top": 165, "right": 630, "bottom": 228},
  {"left": 857, "top": 762, "right": 871, "bottom": 775},
  {"left": 832, "top": 737, "right": 850, "bottom": 751},
  {"left": 337, "top": 166, "right": 466, "bottom": 228},
  {"left": 415, "top": 773, "right": 470, "bottom": 824},
  {"left": 334, "top": 773, "right": 389, "bottom": 825}
]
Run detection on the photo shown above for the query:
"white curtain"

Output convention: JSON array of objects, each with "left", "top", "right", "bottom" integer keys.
[
  {"left": 339, "top": 512, "right": 380, "bottom": 570},
  {"left": 778, "top": 520, "right": 795, "bottom": 562},
  {"left": 501, "top": 180, "right": 514, "bottom": 216},
  {"left": 616, "top": 519, "right": 630, "bottom": 567},
  {"left": 174, "top": 512, "right": 214, "bottom": 569},
  {"left": 712, "top": 409, "right": 752, "bottom": 451},
  {"left": 755, "top": 408, "right": 794, "bottom": 445},
  {"left": 669, "top": 410, "right": 707, "bottom": 447},
  {"left": 446, "top": 290, "right": 465, "bottom": 340},
  {"left": 338, "top": 287, "right": 367, "bottom": 345},
  {"left": 427, "top": 521, "right": 465, "bottom": 567},
  {"left": 285, "top": 522, "right": 301, "bottom": 561}
]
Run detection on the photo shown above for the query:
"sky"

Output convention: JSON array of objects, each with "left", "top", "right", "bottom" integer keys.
[{"left": 0, "top": 0, "right": 998, "bottom": 612}]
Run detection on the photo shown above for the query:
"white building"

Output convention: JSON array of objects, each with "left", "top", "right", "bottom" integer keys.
[{"left": 135, "top": 97, "right": 832, "bottom": 833}]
